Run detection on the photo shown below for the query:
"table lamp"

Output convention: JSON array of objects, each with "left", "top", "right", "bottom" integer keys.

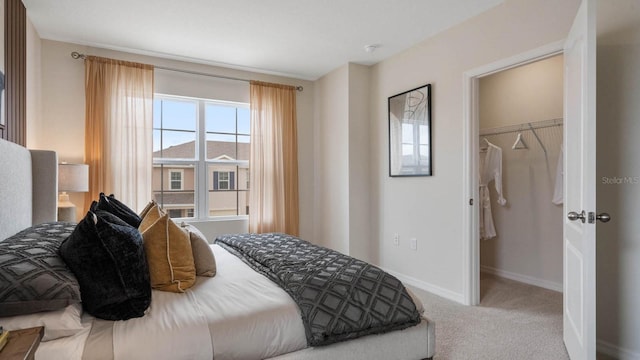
[{"left": 58, "top": 163, "right": 89, "bottom": 222}]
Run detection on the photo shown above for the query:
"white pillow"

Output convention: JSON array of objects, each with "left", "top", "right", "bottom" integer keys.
[{"left": 0, "top": 303, "right": 84, "bottom": 341}]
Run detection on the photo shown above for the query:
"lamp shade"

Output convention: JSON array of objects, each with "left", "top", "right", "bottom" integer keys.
[{"left": 58, "top": 163, "right": 89, "bottom": 192}]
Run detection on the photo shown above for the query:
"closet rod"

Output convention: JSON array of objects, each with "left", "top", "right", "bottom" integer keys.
[
  {"left": 479, "top": 118, "right": 562, "bottom": 136},
  {"left": 70, "top": 51, "right": 304, "bottom": 92}
]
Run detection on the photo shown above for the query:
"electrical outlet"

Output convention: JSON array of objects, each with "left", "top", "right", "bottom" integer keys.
[
  {"left": 410, "top": 238, "right": 417, "bottom": 251},
  {"left": 393, "top": 233, "right": 399, "bottom": 246}
]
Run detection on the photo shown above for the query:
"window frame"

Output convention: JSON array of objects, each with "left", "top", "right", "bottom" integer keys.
[{"left": 153, "top": 94, "right": 249, "bottom": 221}]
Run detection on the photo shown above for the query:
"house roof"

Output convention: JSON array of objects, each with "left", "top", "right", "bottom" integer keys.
[{"left": 154, "top": 140, "right": 249, "bottom": 161}]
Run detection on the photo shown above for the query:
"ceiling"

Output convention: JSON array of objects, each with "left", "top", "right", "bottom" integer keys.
[{"left": 23, "top": 0, "right": 503, "bottom": 80}]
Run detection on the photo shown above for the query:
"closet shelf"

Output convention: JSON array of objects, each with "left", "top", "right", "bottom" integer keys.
[{"left": 479, "top": 118, "right": 562, "bottom": 136}]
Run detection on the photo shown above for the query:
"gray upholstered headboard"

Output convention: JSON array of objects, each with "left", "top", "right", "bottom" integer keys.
[{"left": 0, "top": 138, "right": 58, "bottom": 240}]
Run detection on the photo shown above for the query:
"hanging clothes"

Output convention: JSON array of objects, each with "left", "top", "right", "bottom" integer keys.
[
  {"left": 479, "top": 140, "right": 507, "bottom": 240},
  {"left": 552, "top": 144, "right": 563, "bottom": 205}
]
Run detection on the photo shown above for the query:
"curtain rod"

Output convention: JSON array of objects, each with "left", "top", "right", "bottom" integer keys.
[
  {"left": 71, "top": 51, "right": 303, "bottom": 92},
  {"left": 479, "top": 118, "right": 563, "bottom": 136}
]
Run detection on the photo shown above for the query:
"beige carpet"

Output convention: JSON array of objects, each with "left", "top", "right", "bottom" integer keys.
[
  {"left": 410, "top": 274, "right": 617, "bottom": 360},
  {"left": 409, "top": 273, "right": 569, "bottom": 360}
]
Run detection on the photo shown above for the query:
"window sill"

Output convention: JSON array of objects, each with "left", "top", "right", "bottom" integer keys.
[{"left": 177, "top": 215, "right": 249, "bottom": 223}]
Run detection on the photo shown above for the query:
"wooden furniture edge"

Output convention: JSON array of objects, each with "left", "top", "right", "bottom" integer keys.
[{"left": 0, "top": 326, "right": 44, "bottom": 360}]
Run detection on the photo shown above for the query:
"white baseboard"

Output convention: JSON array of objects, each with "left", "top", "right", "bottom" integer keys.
[
  {"left": 480, "top": 265, "right": 563, "bottom": 292},
  {"left": 381, "top": 267, "right": 465, "bottom": 304},
  {"left": 597, "top": 339, "right": 640, "bottom": 360}
]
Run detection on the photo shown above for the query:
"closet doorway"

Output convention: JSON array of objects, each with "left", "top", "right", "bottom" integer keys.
[{"left": 477, "top": 54, "right": 564, "bottom": 301}]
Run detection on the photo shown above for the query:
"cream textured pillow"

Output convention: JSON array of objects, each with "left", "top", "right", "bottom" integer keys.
[
  {"left": 181, "top": 222, "right": 216, "bottom": 277},
  {"left": 139, "top": 204, "right": 196, "bottom": 293}
]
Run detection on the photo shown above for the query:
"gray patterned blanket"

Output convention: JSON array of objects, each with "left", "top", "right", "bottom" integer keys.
[{"left": 215, "top": 233, "right": 421, "bottom": 346}]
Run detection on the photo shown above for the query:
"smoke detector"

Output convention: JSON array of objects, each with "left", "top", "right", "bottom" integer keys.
[{"left": 364, "top": 44, "right": 380, "bottom": 53}]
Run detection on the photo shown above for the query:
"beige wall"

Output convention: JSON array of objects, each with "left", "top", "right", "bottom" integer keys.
[
  {"left": 315, "top": 64, "right": 350, "bottom": 253},
  {"left": 314, "top": 63, "right": 372, "bottom": 262},
  {"left": 595, "top": 0, "right": 640, "bottom": 357},
  {"left": 479, "top": 56, "right": 564, "bottom": 291},
  {"left": 348, "top": 64, "right": 372, "bottom": 262},
  {"left": 479, "top": 55, "right": 564, "bottom": 128}
]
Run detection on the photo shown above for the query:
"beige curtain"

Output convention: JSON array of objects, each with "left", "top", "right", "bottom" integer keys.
[
  {"left": 84, "top": 56, "right": 154, "bottom": 213},
  {"left": 249, "top": 81, "right": 299, "bottom": 235}
]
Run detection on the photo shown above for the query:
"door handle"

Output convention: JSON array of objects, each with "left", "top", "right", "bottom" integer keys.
[
  {"left": 595, "top": 213, "right": 611, "bottom": 223},
  {"left": 567, "top": 210, "right": 586, "bottom": 223},
  {"left": 568, "top": 211, "right": 611, "bottom": 224}
]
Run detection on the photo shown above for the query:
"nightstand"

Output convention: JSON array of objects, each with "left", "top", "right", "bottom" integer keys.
[{"left": 0, "top": 327, "right": 44, "bottom": 360}]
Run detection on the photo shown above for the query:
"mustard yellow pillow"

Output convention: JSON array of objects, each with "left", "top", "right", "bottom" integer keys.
[
  {"left": 139, "top": 200, "right": 157, "bottom": 221},
  {"left": 139, "top": 204, "right": 196, "bottom": 293},
  {"left": 139, "top": 201, "right": 162, "bottom": 233}
]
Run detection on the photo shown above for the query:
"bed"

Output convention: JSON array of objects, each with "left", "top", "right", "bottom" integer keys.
[{"left": 0, "top": 138, "right": 435, "bottom": 360}]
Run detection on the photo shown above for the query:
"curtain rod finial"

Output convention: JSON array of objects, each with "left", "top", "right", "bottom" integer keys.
[{"left": 71, "top": 51, "right": 85, "bottom": 60}]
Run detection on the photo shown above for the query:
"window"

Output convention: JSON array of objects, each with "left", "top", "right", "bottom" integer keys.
[
  {"left": 213, "top": 171, "right": 235, "bottom": 190},
  {"left": 218, "top": 171, "right": 229, "bottom": 190},
  {"left": 401, "top": 122, "right": 430, "bottom": 172},
  {"left": 153, "top": 95, "right": 250, "bottom": 219},
  {"left": 169, "top": 170, "right": 183, "bottom": 190}
]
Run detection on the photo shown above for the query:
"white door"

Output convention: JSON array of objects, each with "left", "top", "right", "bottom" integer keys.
[{"left": 563, "top": 0, "right": 597, "bottom": 359}]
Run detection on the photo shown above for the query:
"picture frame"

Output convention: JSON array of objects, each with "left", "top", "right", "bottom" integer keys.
[{"left": 388, "top": 84, "right": 432, "bottom": 177}]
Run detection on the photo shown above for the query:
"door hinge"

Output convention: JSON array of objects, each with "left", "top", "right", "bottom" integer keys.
[{"left": 469, "top": 198, "right": 474, "bottom": 206}]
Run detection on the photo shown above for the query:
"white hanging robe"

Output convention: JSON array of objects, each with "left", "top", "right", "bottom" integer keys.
[{"left": 479, "top": 141, "right": 507, "bottom": 240}]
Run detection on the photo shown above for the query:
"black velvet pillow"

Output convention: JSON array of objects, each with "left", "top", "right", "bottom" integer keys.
[
  {"left": 59, "top": 210, "right": 151, "bottom": 320},
  {"left": 92, "top": 193, "right": 142, "bottom": 228}
]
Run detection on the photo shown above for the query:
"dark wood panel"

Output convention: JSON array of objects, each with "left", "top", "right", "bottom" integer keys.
[{"left": 1, "top": 0, "right": 26, "bottom": 145}]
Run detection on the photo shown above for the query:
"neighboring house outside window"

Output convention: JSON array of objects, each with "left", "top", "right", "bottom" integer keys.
[
  {"left": 152, "top": 95, "right": 250, "bottom": 219},
  {"left": 167, "top": 209, "right": 183, "bottom": 218}
]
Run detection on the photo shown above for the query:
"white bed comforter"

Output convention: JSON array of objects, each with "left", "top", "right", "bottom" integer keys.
[
  {"left": 38, "top": 244, "right": 307, "bottom": 360},
  {"left": 194, "top": 244, "right": 307, "bottom": 359}
]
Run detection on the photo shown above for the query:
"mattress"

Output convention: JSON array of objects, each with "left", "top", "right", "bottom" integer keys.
[{"left": 36, "top": 244, "right": 432, "bottom": 360}]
